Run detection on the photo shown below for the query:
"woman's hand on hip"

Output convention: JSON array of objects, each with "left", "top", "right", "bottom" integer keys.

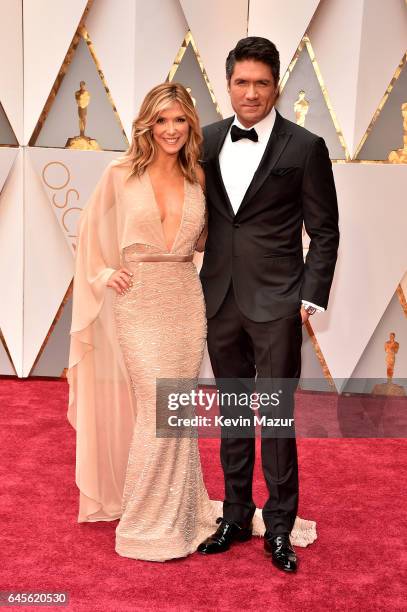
[{"left": 107, "top": 268, "right": 133, "bottom": 295}]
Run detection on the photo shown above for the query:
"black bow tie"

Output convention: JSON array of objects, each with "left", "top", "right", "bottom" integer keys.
[{"left": 230, "top": 124, "right": 258, "bottom": 143}]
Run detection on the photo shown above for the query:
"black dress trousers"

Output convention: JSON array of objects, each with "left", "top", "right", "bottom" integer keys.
[{"left": 206, "top": 280, "right": 302, "bottom": 535}]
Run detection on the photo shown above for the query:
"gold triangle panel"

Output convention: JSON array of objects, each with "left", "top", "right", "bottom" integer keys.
[
  {"left": 354, "top": 53, "right": 407, "bottom": 162},
  {"left": 168, "top": 31, "right": 223, "bottom": 126},
  {"left": 348, "top": 290, "right": 407, "bottom": 388},
  {"left": 396, "top": 284, "right": 407, "bottom": 317},
  {"left": 278, "top": 36, "right": 349, "bottom": 161},
  {"left": 0, "top": 102, "right": 19, "bottom": 147},
  {"left": 29, "top": 1, "right": 128, "bottom": 151}
]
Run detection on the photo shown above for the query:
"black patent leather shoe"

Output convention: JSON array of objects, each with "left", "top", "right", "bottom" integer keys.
[
  {"left": 197, "top": 517, "right": 253, "bottom": 554},
  {"left": 264, "top": 532, "right": 297, "bottom": 572}
]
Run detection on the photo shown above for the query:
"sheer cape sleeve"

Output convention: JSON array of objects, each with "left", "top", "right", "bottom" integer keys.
[{"left": 67, "top": 161, "right": 137, "bottom": 523}]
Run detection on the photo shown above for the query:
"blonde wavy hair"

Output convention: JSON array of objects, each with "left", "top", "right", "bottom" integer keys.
[{"left": 117, "top": 82, "right": 203, "bottom": 183}]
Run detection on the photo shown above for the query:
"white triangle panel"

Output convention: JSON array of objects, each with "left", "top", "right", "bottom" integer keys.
[
  {"left": 180, "top": 0, "right": 248, "bottom": 117},
  {"left": 0, "top": 0, "right": 23, "bottom": 142},
  {"left": 308, "top": 0, "right": 364, "bottom": 156},
  {"left": 312, "top": 163, "right": 407, "bottom": 381},
  {"left": 0, "top": 149, "right": 24, "bottom": 376},
  {"left": 133, "top": 0, "right": 188, "bottom": 119},
  {"left": 23, "top": 148, "right": 75, "bottom": 376},
  {"left": 23, "top": 0, "right": 89, "bottom": 145},
  {"left": 248, "top": 0, "right": 321, "bottom": 79},
  {"left": 29, "top": 148, "right": 119, "bottom": 254},
  {"left": 85, "top": 0, "right": 136, "bottom": 140}
]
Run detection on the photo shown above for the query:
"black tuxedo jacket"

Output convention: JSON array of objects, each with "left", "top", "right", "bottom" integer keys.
[{"left": 200, "top": 110, "right": 340, "bottom": 322}]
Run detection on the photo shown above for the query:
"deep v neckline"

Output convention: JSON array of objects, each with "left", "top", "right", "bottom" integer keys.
[{"left": 146, "top": 170, "right": 186, "bottom": 254}]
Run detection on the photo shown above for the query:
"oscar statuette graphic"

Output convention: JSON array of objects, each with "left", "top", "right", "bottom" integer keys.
[
  {"left": 388, "top": 102, "right": 407, "bottom": 163},
  {"left": 66, "top": 81, "right": 101, "bottom": 150},
  {"left": 372, "top": 332, "right": 406, "bottom": 396},
  {"left": 294, "top": 90, "right": 309, "bottom": 127}
]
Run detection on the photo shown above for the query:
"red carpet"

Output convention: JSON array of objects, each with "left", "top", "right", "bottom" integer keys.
[{"left": 1, "top": 379, "right": 406, "bottom": 611}]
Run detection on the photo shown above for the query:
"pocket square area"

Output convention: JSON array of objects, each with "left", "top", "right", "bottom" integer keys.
[{"left": 270, "top": 167, "right": 300, "bottom": 176}]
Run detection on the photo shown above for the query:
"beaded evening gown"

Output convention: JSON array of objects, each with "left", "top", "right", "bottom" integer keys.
[
  {"left": 67, "top": 161, "right": 316, "bottom": 563},
  {"left": 112, "top": 171, "right": 219, "bottom": 561}
]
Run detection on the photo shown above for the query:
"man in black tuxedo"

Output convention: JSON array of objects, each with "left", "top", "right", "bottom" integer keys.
[{"left": 197, "top": 37, "right": 339, "bottom": 572}]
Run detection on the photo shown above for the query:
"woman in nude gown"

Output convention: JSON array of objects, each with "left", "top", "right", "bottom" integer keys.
[{"left": 67, "top": 83, "right": 316, "bottom": 562}]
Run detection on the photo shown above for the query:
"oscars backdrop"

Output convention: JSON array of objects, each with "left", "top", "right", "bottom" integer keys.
[{"left": 0, "top": 0, "right": 406, "bottom": 393}]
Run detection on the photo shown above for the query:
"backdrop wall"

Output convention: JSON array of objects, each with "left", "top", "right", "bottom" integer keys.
[{"left": 0, "top": 0, "right": 406, "bottom": 390}]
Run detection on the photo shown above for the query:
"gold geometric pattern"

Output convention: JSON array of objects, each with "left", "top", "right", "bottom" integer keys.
[
  {"left": 396, "top": 284, "right": 407, "bottom": 318},
  {"left": 28, "top": 0, "right": 93, "bottom": 146},
  {"left": 0, "top": 101, "right": 19, "bottom": 147},
  {"left": 29, "top": 0, "right": 128, "bottom": 148},
  {"left": 79, "top": 25, "right": 128, "bottom": 146},
  {"left": 8, "top": 2, "right": 404, "bottom": 380},
  {"left": 304, "top": 320, "right": 336, "bottom": 389},
  {"left": 167, "top": 30, "right": 222, "bottom": 117},
  {"left": 353, "top": 52, "right": 407, "bottom": 161},
  {"left": 280, "top": 35, "right": 350, "bottom": 161}
]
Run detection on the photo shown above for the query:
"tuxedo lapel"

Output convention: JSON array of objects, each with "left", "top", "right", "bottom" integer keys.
[{"left": 236, "top": 111, "right": 291, "bottom": 217}]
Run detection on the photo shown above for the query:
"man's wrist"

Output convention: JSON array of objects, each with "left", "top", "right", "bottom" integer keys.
[
  {"left": 303, "top": 304, "right": 317, "bottom": 315},
  {"left": 301, "top": 300, "right": 325, "bottom": 315}
]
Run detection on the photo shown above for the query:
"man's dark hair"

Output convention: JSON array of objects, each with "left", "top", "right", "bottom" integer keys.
[{"left": 226, "top": 37, "right": 280, "bottom": 85}]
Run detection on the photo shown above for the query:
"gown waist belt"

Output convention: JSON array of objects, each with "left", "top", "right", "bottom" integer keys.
[{"left": 123, "top": 253, "right": 194, "bottom": 263}]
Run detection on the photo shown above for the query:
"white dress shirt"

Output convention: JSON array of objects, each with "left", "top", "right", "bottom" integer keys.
[
  {"left": 218, "top": 107, "right": 323, "bottom": 312},
  {"left": 219, "top": 107, "right": 276, "bottom": 215}
]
